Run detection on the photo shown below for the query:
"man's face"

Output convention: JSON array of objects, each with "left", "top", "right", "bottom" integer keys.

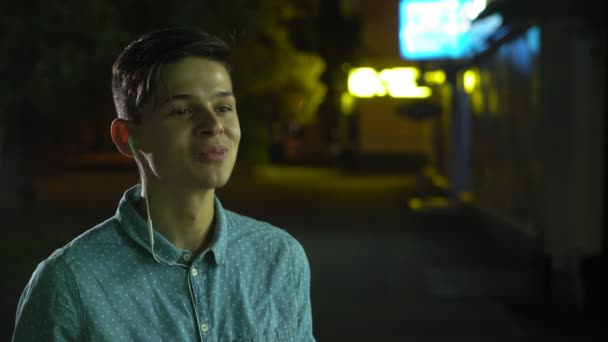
[{"left": 134, "top": 56, "right": 241, "bottom": 191}]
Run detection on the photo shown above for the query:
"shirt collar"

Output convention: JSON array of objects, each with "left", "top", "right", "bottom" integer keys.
[{"left": 115, "top": 184, "right": 228, "bottom": 266}]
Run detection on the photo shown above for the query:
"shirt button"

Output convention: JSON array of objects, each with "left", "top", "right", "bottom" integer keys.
[
  {"left": 191, "top": 268, "right": 198, "bottom": 276},
  {"left": 200, "top": 323, "right": 209, "bottom": 332},
  {"left": 183, "top": 253, "right": 191, "bottom": 261}
]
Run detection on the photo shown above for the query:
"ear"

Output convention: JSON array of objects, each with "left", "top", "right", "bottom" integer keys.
[{"left": 111, "top": 118, "right": 135, "bottom": 157}]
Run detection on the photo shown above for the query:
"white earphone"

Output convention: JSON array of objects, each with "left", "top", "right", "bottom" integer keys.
[{"left": 127, "top": 136, "right": 186, "bottom": 267}]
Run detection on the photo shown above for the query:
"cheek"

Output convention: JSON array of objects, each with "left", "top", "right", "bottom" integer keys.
[
  {"left": 234, "top": 126, "right": 242, "bottom": 144},
  {"left": 155, "top": 131, "right": 190, "bottom": 159},
  {"left": 228, "top": 119, "right": 241, "bottom": 145}
]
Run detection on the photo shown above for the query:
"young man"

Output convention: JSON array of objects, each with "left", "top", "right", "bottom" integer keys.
[{"left": 13, "top": 28, "right": 314, "bottom": 341}]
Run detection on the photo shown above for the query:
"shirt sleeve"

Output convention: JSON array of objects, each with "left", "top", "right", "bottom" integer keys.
[
  {"left": 12, "top": 255, "right": 85, "bottom": 342},
  {"left": 290, "top": 239, "right": 315, "bottom": 341}
]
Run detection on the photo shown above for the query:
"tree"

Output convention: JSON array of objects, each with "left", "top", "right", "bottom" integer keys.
[{"left": 0, "top": 0, "right": 328, "bottom": 189}]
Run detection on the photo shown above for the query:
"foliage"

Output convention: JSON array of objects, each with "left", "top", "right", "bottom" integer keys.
[
  {"left": 230, "top": 0, "right": 326, "bottom": 125},
  {"left": 1, "top": 0, "right": 327, "bottom": 160}
]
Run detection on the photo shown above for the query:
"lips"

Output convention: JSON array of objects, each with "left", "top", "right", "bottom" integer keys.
[{"left": 198, "top": 146, "right": 229, "bottom": 162}]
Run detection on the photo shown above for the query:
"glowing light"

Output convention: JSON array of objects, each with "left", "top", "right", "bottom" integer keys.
[
  {"left": 463, "top": 0, "right": 487, "bottom": 20},
  {"left": 399, "top": 0, "right": 492, "bottom": 60},
  {"left": 379, "top": 67, "right": 419, "bottom": 81},
  {"left": 423, "top": 70, "right": 446, "bottom": 84},
  {"left": 408, "top": 198, "right": 423, "bottom": 210},
  {"left": 347, "top": 68, "right": 382, "bottom": 98},
  {"left": 340, "top": 92, "right": 355, "bottom": 115},
  {"left": 471, "top": 88, "right": 484, "bottom": 114},
  {"left": 463, "top": 69, "right": 477, "bottom": 93},
  {"left": 380, "top": 68, "right": 431, "bottom": 98},
  {"left": 527, "top": 26, "right": 541, "bottom": 54},
  {"left": 348, "top": 67, "right": 432, "bottom": 99}
]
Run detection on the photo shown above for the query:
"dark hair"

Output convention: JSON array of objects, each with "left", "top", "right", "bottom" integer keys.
[{"left": 111, "top": 28, "right": 231, "bottom": 123}]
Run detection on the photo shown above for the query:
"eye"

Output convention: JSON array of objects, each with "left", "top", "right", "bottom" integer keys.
[
  {"left": 216, "top": 105, "right": 233, "bottom": 114},
  {"left": 170, "top": 107, "right": 193, "bottom": 117}
]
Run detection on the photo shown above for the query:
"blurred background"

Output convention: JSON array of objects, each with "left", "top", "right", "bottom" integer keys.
[{"left": 1, "top": 0, "right": 607, "bottom": 340}]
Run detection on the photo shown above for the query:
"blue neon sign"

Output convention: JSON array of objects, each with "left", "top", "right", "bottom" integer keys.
[{"left": 399, "top": 0, "right": 501, "bottom": 60}]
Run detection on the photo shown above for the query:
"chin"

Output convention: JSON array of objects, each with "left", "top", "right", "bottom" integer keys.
[
  {"left": 196, "top": 172, "right": 232, "bottom": 190},
  {"left": 188, "top": 160, "right": 236, "bottom": 190}
]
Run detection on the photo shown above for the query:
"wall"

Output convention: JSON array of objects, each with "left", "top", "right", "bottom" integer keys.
[
  {"left": 467, "top": 22, "right": 606, "bottom": 308},
  {"left": 468, "top": 27, "right": 542, "bottom": 237}
]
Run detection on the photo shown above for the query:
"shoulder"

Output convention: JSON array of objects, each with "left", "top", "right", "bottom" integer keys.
[
  {"left": 223, "top": 209, "right": 310, "bottom": 265},
  {"left": 16, "top": 245, "right": 82, "bottom": 322},
  {"left": 224, "top": 209, "right": 303, "bottom": 247},
  {"left": 14, "top": 241, "right": 87, "bottom": 340},
  {"left": 17, "top": 215, "right": 128, "bottom": 308},
  {"left": 26, "top": 216, "right": 127, "bottom": 280},
  {"left": 68, "top": 216, "right": 124, "bottom": 246},
  {"left": 25, "top": 248, "right": 75, "bottom": 291}
]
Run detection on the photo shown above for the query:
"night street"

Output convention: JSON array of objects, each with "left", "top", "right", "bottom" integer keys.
[
  {"left": 2, "top": 1, "right": 606, "bottom": 340},
  {"left": 3, "top": 164, "right": 605, "bottom": 341}
]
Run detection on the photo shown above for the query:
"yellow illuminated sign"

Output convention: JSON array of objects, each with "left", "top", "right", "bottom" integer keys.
[
  {"left": 348, "top": 67, "right": 432, "bottom": 98},
  {"left": 347, "top": 67, "right": 382, "bottom": 98},
  {"left": 463, "top": 69, "right": 478, "bottom": 93},
  {"left": 423, "top": 70, "right": 446, "bottom": 85}
]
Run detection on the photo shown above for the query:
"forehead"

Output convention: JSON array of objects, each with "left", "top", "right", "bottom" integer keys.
[{"left": 157, "top": 56, "right": 232, "bottom": 94}]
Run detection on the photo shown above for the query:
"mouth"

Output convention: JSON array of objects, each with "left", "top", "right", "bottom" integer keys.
[{"left": 197, "top": 146, "right": 229, "bottom": 162}]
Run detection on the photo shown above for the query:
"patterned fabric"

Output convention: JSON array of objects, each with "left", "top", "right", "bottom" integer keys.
[{"left": 13, "top": 185, "right": 314, "bottom": 341}]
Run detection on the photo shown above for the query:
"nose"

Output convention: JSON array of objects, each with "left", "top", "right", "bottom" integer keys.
[{"left": 194, "top": 111, "right": 224, "bottom": 137}]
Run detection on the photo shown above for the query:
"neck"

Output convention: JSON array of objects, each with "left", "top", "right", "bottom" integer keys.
[{"left": 138, "top": 181, "right": 216, "bottom": 256}]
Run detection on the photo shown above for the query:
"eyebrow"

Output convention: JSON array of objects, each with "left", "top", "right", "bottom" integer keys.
[{"left": 164, "top": 91, "right": 235, "bottom": 104}]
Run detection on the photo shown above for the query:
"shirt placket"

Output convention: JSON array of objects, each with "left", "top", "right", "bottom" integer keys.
[{"left": 188, "top": 259, "right": 212, "bottom": 341}]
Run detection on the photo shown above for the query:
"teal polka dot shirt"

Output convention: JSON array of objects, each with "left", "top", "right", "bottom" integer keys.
[{"left": 13, "top": 185, "right": 314, "bottom": 341}]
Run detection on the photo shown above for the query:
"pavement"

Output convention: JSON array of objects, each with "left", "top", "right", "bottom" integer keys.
[{"left": 2, "top": 162, "right": 606, "bottom": 341}]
